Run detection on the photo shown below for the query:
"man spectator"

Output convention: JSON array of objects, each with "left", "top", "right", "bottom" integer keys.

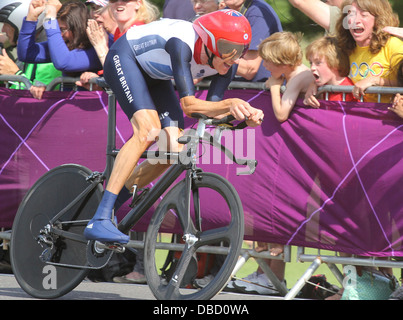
[
  {"left": 224, "top": 0, "right": 283, "bottom": 82},
  {"left": 163, "top": 0, "right": 195, "bottom": 20}
]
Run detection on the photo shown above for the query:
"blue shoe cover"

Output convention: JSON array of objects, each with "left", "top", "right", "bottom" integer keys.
[
  {"left": 84, "top": 219, "right": 129, "bottom": 244},
  {"left": 84, "top": 190, "right": 129, "bottom": 243}
]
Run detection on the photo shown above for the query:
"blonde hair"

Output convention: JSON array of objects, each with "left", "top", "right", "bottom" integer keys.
[
  {"left": 336, "top": 0, "right": 399, "bottom": 55},
  {"left": 137, "top": 0, "right": 160, "bottom": 24},
  {"left": 258, "top": 32, "right": 303, "bottom": 66},
  {"left": 306, "top": 36, "right": 350, "bottom": 77}
]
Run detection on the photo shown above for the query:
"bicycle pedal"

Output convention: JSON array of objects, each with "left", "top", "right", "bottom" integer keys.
[{"left": 104, "top": 242, "right": 126, "bottom": 253}]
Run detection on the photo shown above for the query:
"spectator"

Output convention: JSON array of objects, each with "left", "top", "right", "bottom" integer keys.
[
  {"left": 86, "top": 0, "right": 108, "bottom": 19},
  {"left": 223, "top": 0, "right": 282, "bottom": 82},
  {"left": 226, "top": 32, "right": 313, "bottom": 295},
  {"left": 111, "top": 0, "right": 159, "bottom": 41},
  {"left": 260, "top": 31, "right": 315, "bottom": 121},
  {"left": 18, "top": 0, "right": 102, "bottom": 79},
  {"left": 335, "top": 0, "right": 403, "bottom": 103},
  {"left": 333, "top": 0, "right": 402, "bottom": 285},
  {"left": 220, "top": 0, "right": 282, "bottom": 295},
  {"left": 0, "top": 0, "right": 61, "bottom": 98},
  {"left": 288, "top": 0, "right": 343, "bottom": 35},
  {"left": 77, "top": 0, "right": 159, "bottom": 92},
  {"left": 92, "top": 4, "right": 116, "bottom": 36},
  {"left": 192, "top": 0, "right": 225, "bottom": 16},
  {"left": 76, "top": 0, "right": 117, "bottom": 88},
  {"left": 163, "top": 0, "right": 195, "bottom": 20},
  {"left": 85, "top": 0, "right": 158, "bottom": 64},
  {"left": 384, "top": 26, "right": 403, "bottom": 119},
  {"left": 303, "top": 36, "right": 358, "bottom": 107},
  {"left": 390, "top": 93, "right": 403, "bottom": 119}
]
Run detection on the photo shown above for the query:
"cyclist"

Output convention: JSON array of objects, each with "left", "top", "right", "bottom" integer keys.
[{"left": 84, "top": 9, "right": 264, "bottom": 244}]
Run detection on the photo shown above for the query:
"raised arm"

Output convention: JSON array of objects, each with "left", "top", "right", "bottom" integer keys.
[
  {"left": 18, "top": 1, "right": 51, "bottom": 63},
  {"left": 43, "top": 3, "right": 102, "bottom": 73},
  {"left": 18, "top": 18, "right": 50, "bottom": 63},
  {"left": 288, "top": 0, "right": 334, "bottom": 31},
  {"left": 44, "top": 23, "right": 102, "bottom": 72},
  {"left": 267, "top": 69, "right": 315, "bottom": 122}
]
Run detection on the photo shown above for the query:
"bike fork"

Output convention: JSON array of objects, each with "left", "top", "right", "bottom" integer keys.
[{"left": 182, "top": 167, "right": 203, "bottom": 243}]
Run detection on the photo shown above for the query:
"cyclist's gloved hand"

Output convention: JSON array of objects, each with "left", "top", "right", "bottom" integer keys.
[{"left": 228, "top": 99, "right": 264, "bottom": 127}]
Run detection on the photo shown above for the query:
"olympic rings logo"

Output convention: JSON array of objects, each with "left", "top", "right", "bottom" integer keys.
[{"left": 350, "top": 62, "right": 384, "bottom": 78}]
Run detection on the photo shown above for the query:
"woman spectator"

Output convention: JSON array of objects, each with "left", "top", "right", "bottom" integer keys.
[
  {"left": 77, "top": 0, "right": 159, "bottom": 88},
  {"left": 0, "top": 0, "right": 62, "bottom": 98},
  {"left": 335, "top": 0, "right": 403, "bottom": 102},
  {"left": 17, "top": 0, "right": 102, "bottom": 78}
]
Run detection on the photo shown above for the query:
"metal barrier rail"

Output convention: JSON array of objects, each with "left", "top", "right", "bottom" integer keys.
[
  {"left": 3, "top": 74, "right": 403, "bottom": 98},
  {"left": 317, "top": 85, "right": 403, "bottom": 102},
  {"left": 2, "top": 75, "right": 403, "bottom": 299},
  {"left": 0, "top": 75, "right": 32, "bottom": 89}
]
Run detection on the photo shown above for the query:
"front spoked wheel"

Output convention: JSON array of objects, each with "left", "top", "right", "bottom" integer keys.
[
  {"left": 144, "top": 171, "right": 244, "bottom": 300},
  {"left": 10, "top": 164, "right": 103, "bottom": 299}
]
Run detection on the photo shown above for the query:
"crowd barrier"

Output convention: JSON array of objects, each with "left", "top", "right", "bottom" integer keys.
[{"left": 1, "top": 75, "right": 403, "bottom": 299}]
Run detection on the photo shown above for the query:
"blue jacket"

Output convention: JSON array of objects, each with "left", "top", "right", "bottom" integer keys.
[{"left": 17, "top": 18, "right": 102, "bottom": 76}]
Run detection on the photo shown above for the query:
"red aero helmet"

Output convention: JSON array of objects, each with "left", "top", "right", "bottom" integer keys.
[{"left": 193, "top": 9, "right": 251, "bottom": 60}]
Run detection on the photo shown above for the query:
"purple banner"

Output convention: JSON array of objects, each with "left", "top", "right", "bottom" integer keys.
[{"left": 1, "top": 87, "right": 402, "bottom": 257}]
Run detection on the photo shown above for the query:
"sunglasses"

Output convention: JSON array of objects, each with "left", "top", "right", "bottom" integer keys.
[{"left": 218, "top": 39, "right": 249, "bottom": 61}]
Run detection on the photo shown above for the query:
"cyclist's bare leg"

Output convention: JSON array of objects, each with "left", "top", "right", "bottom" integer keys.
[
  {"left": 84, "top": 109, "right": 161, "bottom": 243},
  {"left": 107, "top": 109, "right": 162, "bottom": 194},
  {"left": 124, "top": 126, "right": 183, "bottom": 190}
]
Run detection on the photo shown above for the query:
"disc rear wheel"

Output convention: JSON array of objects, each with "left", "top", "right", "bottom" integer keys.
[{"left": 10, "top": 164, "right": 103, "bottom": 299}]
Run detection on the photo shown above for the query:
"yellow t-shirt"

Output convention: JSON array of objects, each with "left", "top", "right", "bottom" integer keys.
[{"left": 349, "top": 36, "right": 403, "bottom": 103}]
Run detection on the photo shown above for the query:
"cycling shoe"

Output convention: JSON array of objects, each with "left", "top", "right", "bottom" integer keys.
[{"left": 84, "top": 219, "right": 129, "bottom": 244}]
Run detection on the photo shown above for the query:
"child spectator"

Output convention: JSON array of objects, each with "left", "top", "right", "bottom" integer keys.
[
  {"left": 303, "top": 36, "right": 358, "bottom": 107},
  {"left": 258, "top": 31, "right": 315, "bottom": 122}
]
